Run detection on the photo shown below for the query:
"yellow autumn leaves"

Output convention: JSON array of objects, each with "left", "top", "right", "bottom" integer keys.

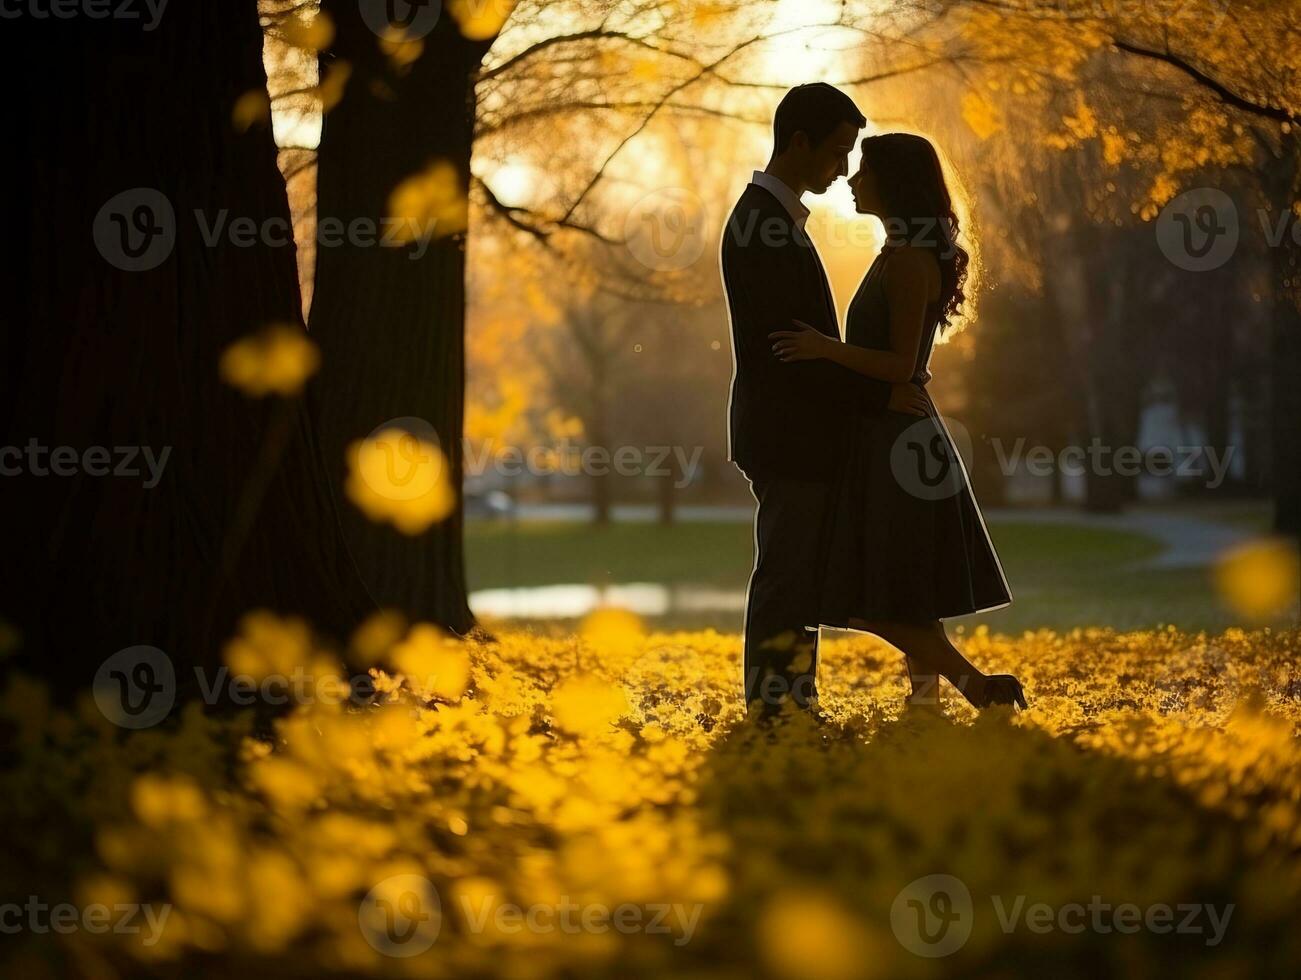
[
  {"left": 219, "top": 323, "right": 320, "bottom": 397},
  {"left": 217, "top": 323, "right": 456, "bottom": 535},
  {"left": 346, "top": 425, "right": 456, "bottom": 534},
  {"left": 8, "top": 619, "right": 1301, "bottom": 975},
  {"left": 1215, "top": 537, "right": 1301, "bottom": 621},
  {"left": 386, "top": 160, "right": 470, "bottom": 242}
]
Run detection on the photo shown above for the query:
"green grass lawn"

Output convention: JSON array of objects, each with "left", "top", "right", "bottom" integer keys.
[{"left": 466, "top": 518, "right": 1268, "bottom": 632}]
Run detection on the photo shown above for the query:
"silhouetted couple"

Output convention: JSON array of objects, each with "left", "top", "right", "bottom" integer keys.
[{"left": 722, "top": 83, "right": 1026, "bottom": 719}]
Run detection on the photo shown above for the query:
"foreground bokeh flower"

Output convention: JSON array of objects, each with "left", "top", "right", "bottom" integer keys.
[
  {"left": 580, "top": 607, "right": 645, "bottom": 655},
  {"left": 345, "top": 427, "right": 456, "bottom": 534},
  {"left": 1215, "top": 537, "right": 1300, "bottom": 620},
  {"left": 550, "top": 673, "right": 630, "bottom": 737},
  {"left": 386, "top": 160, "right": 469, "bottom": 244},
  {"left": 448, "top": 0, "right": 515, "bottom": 40},
  {"left": 219, "top": 324, "right": 320, "bottom": 397}
]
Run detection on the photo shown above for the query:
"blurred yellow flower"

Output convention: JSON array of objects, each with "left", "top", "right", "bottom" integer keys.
[
  {"left": 231, "top": 89, "right": 271, "bottom": 132},
  {"left": 350, "top": 610, "right": 408, "bottom": 667},
  {"left": 280, "top": 10, "right": 334, "bottom": 52},
  {"left": 313, "top": 59, "right": 351, "bottom": 113},
  {"left": 390, "top": 624, "right": 471, "bottom": 701},
  {"left": 379, "top": 26, "right": 424, "bottom": 71},
  {"left": 0, "top": 618, "right": 18, "bottom": 656},
  {"left": 448, "top": 0, "right": 514, "bottom": 40},
  {"left": 219, "top": 324, "right": 320, "bottom": 397},
  {"left": 1215, "top": 537, "right": 1300, "bottom": 620},
  {"left": 224, "top": 611, "right": 330, "bottom": 682},
  {"left": 131, "top": 774, "right": 207, "bottom": 828},
  {"left": 75, "top": 873, "right": 137, "bottom": 912},
  {"left": 759, "top": 890, "right": 880, "bottom": 980},
  {"left": 579, "top": 607, "right": 644, "bottom": 655},
  {"left": 345, "top": 428, "right": 456, "bottom": 534},
  {"left": 386, "top": 160, "right": 469, "bottom": 244},
  {"left": 551, "top": 673, "right": 629, "bottom": 737},
  {"left": 250, "top": 756, "right": 323, "bottom": 811}
]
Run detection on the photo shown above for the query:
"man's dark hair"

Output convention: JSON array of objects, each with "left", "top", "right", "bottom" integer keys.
[{"left": 772, "top": 83, "right": 865, "bottom": 155}]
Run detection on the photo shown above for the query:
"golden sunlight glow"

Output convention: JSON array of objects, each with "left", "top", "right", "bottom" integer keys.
[{"left": 482, "top": 159, "right": 540, "bottom": 209}]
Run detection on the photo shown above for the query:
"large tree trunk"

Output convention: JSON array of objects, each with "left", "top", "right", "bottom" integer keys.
[
  {"left": 1271, "top": 261, "right": 1301, "bottom": 537},
  {"left": 1269, "top": 145, "right": 1301, "bottom": 537},
  {"left": 310, "top": 3, "right": 493, "bottom": 633},
  {"left": 0, "top": 6, "right": 374, "bottom": 697}
]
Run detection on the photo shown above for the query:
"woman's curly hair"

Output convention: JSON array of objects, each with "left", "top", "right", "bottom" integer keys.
[{"left": 859, "top": 133, "right": 969, "bottom": 332}]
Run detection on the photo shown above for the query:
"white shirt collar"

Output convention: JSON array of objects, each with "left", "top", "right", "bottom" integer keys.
[{"left": 750, "top": 170, "right": 810, "bottom": 230}]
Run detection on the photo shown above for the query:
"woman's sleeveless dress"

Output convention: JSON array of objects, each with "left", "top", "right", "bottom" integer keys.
[{"left": 820, "top": 248, "right": 1013, "bottom": 624}]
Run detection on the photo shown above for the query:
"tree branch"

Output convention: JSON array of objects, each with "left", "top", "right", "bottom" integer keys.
[
  {"left": 475, "top": 177, "right": 620, "bottom": 246},
  {"left": 1109, "top": 38, "right": 1294, "bottom": 123}
]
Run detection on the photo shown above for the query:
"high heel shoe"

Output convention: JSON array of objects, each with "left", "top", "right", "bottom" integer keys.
[{"left": 975, "top": 674, "right": 1027, "bottom": 711}]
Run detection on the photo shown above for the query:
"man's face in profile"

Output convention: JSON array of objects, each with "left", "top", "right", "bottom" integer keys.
[{"left": 805, "top": 121, "right": 860, "bottom": 194}]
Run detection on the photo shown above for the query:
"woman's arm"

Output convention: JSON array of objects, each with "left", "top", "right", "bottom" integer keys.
[{"left": 769, "top": 247, "right": 938, "bottom": 384}]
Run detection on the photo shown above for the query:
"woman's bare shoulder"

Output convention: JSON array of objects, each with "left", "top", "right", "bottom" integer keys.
[{"left": 883, "top": 244, "right": 941, "bottom": 298}]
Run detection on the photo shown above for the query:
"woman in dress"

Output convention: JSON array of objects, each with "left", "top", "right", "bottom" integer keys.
[{"left": 769, "top": 132, "right": 1026, "bottom": 711}]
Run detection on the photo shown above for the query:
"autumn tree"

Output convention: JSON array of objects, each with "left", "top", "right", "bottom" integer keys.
[
  {"left": 0, "top": 3, "right": 374, "bottom": 694},
  {"left": 909, "top": 0, "right": 1301, "bottom": 529}
]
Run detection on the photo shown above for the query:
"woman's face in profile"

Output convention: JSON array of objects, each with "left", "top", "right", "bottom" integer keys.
[{"left": 848, "top": 160, "right": 883, "bottom": 216}]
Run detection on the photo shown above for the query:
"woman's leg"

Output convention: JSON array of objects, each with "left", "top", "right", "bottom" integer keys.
[
  {"left": 848, "top": 618, "right": 988, "bottom": 706},
  {"left": 904, "top": 654, "right": 941, "bottom": 710}
]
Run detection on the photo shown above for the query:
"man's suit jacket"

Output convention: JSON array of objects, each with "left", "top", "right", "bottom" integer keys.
[{"left": 721, "top": 182, "right": 892, "bottom": 479}]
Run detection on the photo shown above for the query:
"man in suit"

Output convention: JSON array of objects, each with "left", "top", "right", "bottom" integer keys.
[{"left": 721, "top": 83, "right": 928, "bottom": 717}]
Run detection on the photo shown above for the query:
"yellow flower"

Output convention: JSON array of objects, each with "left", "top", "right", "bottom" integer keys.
[
  {"left": 131, "top": 774, "right": 207, "bottom": 828},
  {"left": 579, "top": 607, "right": 644, "bottom": 655},
  {"left": 223, "top": 611, "right": 330, "bottom": 683},
  {"left": 759, "top": 890, "right": 881, "bottom": 980},
  {"left": 390, "top": 624, "right": 471, "bottom": 701},
  {"left": 250, "top": 756, "right": 322, "bottom": 811},
  {"left": 386, "top": 160, "right": 469, "bottom": 244},
  {"left": 279, "top": 9, "right": 334, "bottom": 52},
  {"left": 1215, "top": 537, "right": 1300, "bottom": 620},
  {"left": 447, "top": 0, "right": 513, "bottom": 41},
  {"left": 379, "top": 27, "right": 424, "bottom": 71},
  {"left": 345, "top": 429, "right": 456, "bottom": 534},
  {"left": 551, "top": 674, "right": 629, "bottom": 737},
  {"left": 231, "top": 89, "right": 270, "bottom": 133},
  {"left": 219, "top": 324, "right": 319, "bottom": 397},
  {"left": 350, "top": 610, "right": 408, "bottom": 667}
]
